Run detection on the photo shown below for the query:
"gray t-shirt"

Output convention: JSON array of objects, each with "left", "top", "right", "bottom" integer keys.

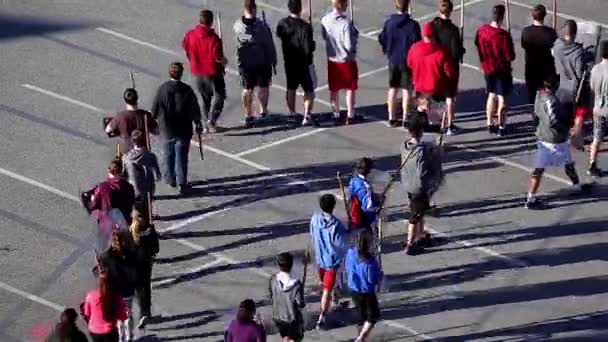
[{"left": 591, "top": 60, "right": 608, "bottom": 117}]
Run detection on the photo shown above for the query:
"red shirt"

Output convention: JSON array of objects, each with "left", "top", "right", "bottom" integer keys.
[
  {"left": 407, "top": 41, "right": 456, "bottom": 96},
  {"left": 182, "top": 25, "right": 223, "bottom": 76},
  {"left": 475, "top": 24, "right": 516, "bottom": 75},
  {"left": 107, "top": 109, "right": 157, "bottom": 139}
]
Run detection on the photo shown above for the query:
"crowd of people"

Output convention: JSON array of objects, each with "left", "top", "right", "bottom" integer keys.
[{"left": 41, "top": 0, "right": 608, "bottom": 341}]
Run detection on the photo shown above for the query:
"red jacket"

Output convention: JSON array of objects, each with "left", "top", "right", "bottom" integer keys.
[
  {"left": 475, "top": 24, "right": 516, "bottom": 75},
  {"left": 182, "top": 25, "right": 223, "bottom": 76},
  {"left": 407, "top": 41, "right": 456, "bottom": 96}
]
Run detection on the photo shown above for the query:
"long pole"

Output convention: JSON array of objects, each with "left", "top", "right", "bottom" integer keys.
[
  {"left": 337, "top": 172, "right": 353, "bottom": 227},
  {"left": 408, "top": 0, "right": 412, "bottom": 14},
  {"left": 307, "top": 0, "right": 312, "bottom": 24},
  {"left": 552, "top": 0, "right": 557, "bottom": 30},
  {"left": 350, "top": 0, "right": 355, "bottom": 26},
  {"left": 505, "top": 0, "right": 511, "bottom": 32},
  {"left": 460, "top": 0, "right": 465, "bottom": 64}
]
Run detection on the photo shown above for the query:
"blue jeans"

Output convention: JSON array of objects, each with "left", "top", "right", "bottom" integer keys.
[{"left": 161, "top": 138, "right": 190, "bottom": 187}]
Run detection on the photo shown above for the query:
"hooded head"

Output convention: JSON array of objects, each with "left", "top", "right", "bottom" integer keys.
[{"left": 422, "top": 22, "right": 436, "bottom": 43}]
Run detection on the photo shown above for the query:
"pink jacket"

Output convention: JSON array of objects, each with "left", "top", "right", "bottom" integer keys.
[{"left": 83, "top": 288, "right": 128, "bottom": 334}]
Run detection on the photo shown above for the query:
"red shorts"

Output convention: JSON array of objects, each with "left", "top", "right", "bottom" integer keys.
[
  {"left": 318, "top": 267, "right": 338, "bottom": 291},
  {"left": 327, "top": 61, "right": 358, "bottom": 92},
  {"left": 575, "top": 106, "right": 591, "bottom": 119}
]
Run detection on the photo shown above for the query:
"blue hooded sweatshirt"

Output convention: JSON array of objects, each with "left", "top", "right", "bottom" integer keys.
[
  {"left": 378, "top": 13, "right": 421, "bottom": 65},
  {"left": 310, "top": 211, "right": 350, "bottom": 270},
  {"left": 349, "top": 174, "right": 379, "bottom": 226},
  {"left": 345, "top": 247, "right": 381, "bottom": 294}
]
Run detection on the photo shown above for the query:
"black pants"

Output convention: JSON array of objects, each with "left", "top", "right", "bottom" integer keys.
[
  {"left": 195, "top": 74, "right": 226, "bottom": 124},
  {"left": 137, "top": 262, "right": 153, "bottom": 317},
  {"left": 90, "top": 330, "right": 119, "bottom": 342}
]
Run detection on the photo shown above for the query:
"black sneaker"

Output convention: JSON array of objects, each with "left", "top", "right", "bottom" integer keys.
[
  {"left": 587, "top": 163, "right": 602, "bottom": 178},
  {"left": 405, "top": 243, "right": 424, "bottom": 255},
  {"left": 387, "top": 119, "right": 400, "bottom": 127},
  {"left": 244, "top": 116, "right": 255, "bottom": 128},
  {"left": 524, "top": 197, "right": 543, "bottom": 210},
  {"left": 345, "top": 117, "right": 355, "bottom": 125},
  {"left": 488, "top": 124, "right": 498, "bottom": 134},
  {"left": 178, "top": 184, "right": 192, "bottom": 195},
  {"left": 498, "top": 126, "right": 507, "bottom": 137},
  {"left": 259, "top": 112, "right": 268, "bottom": 119}
]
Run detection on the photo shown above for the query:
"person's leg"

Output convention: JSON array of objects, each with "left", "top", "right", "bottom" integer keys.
[
  {"left": 242, "top": 88, "right": 254, "bottom": 117},
  {"left": 564, "top": 162, "right": 580, "bottom": 186},
  {"left": 497, "top": 95, "right": 509, "bottom": 128},
  {"left": 347, "top": 61, "right": 359, "bottom": 121},
  {"left": 330, "top": 91, "right": 341, "bottom": 119},
  {"left": 210, "top": 74, "right": 226, "bottom": 126},
  {"left": 588, "top": 116, "right": 605, "bottom": 175},
  {"left": 346, "top": 89, "right": 356, "bottom": 119},
  {"left": 387, "top": 88, "right": 397, "bottom": 122},
  {"left": 446, "top": 96, "right": 456, "bottom": 129},
  {"left": 402, "top": 89, "right": 411, "bottom": 125},
  {"left": 257, "top": 67, "right": 272, "bottom": 115},
  {"left": 286, "top": 90, "right": 297, "bottom": 114},
  {"left": 257, "top": 87, "right": 270, "bottom": 115},
  {"left": 356, "top": 322, "right": 376, "bottom": 341},
  {"left": 571, "top": 116, "right": 585, "bottom": 150},
  {"left": 317, "top": 268, "right": 335, "bottom": 325},
  {"left": 303, "top": 92, "right": 315, "bottom": 118},
  {"left": 355, "top": 294, "right": 378, "bottom": 341},
  {"left": 526, "top": 168, "right": 544, "bottom": 207},
  {"left": 240, "top": 68, "right": 255, "bottom": 120},
  {"left": 161, "top": 139, "right": 176, "bottom": 187},
  {"left": 196, "top": 76, "right": 212, "bottom": 126},
  {"left": 175, "top": 139, "right": 191, "bottom": 188}
]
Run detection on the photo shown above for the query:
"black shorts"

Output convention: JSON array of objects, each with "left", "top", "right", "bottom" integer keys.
[
  {"left": 485, "top": 72, "right": 513, "bottom": 96},
  {"left": 274, "top": 320, "right": 303, "bottom": 340},
  {"left": 352, "top": 292, "right": 380, "bottom": 325},
  {"left": 240, "top": 65, "right": 272, "bottom": 90},
  {"left": 285, "top": 64, "right": 316, "bottom": 93},
  {"left": 388, "top": 63, "right": 413, "bottom": 90},
  {"left": 408, "top": 193, "right": 430, "bottom": 224}
]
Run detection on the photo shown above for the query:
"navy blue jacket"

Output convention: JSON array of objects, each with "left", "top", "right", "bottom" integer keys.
[{"left": 378, "top": 13, "right": 421, "bottom": 65}]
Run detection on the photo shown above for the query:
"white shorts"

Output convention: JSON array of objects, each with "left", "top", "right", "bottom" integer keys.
[{"left": 534, "top": 141, "right": 573, "bottom": 169}]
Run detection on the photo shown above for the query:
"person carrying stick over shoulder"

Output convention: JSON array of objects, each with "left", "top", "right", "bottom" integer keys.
[
  {"left": 309, "top": 194, "right": 350, "bottom": 331},
  {"left": 182, "top": 9, "right": 227, "bottom": 133},
  {"left": 348, "top": 158, "right": 382, "bottom": 231},
  {"left": 276, "top": 0, "right": 318, "bottom": 126},
  {"left": 475, "top": 4, "right": 516, "bottom": 137}
]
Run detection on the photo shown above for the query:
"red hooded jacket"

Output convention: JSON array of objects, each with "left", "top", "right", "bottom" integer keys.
[
  {"left": 407, "top": 41, "right": 456, "bottom": 96},
  {"left": 182, "top": 25, "right": 223, "bottom": 76},
  {"left": 475, "top": 24, "right": 516, "bottom": 75}
]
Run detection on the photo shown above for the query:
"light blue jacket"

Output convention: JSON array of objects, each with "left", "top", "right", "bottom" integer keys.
[
  {"left": 349, "top": 174, "right": 379, "bottom": 225},
  {"left": 310, "top": 211, "right": 350, "bottom": 269},
  {"left": 345, "top": 247, "right": 380, "bottom": 294}
]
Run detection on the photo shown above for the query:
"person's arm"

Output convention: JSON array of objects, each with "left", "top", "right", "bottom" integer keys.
[
  {"left": 151, "top": 87, "right": 161, "bottom": 121},
  {"left": 152, "top": 154, "right": 161, "bottom": 181},
  {"left": 83, "top": 293, "right": 92, "bottom": 319},
  {"left": 378, "top": 21, "right": 387, "bottom": 54},
  {"left": 451, "top": 27, "right": 464, "bottom": 61},
  {"left": 296, "top": 281, "right": 305, "bottom": 308},
  {"left": 262, "top": 21, "right": 278, "bottom": 67},
  {"left": 367, "top": 259, "right": 381, "bottom": 287},
  {"left": 573, "top": 47, "right": 585, "bottom": 84},
  {"left": 105, "top": 114, "right": 118, "bottom": 134},
  {"left": 344, "top": 21, "right": 358, "bottom": 58},
  {"left": 124, "top": 160, "right": 140, "bottom": 194},
  {"left": 303, "top": 23, "right": 316, "bottom": 58},
  {"left": 474, "top": 30, "right": 483, "bottom": 63},
  {"left": 188, "top": 88, "right": 202, "bottom": 129},
  {"left": 89, "top": 184, "right": 102, "bottom": 212},
  {"left": 182, "top": 32, "right": 190, "bottom": 60},
  {"left": 506, "top": 32, "right": 516, "bottom": 62},
  {"left": 544, "top": 96, "right": 560, "bottom": 128},
  {"left": 358, "top": 182, "right": 376, "bottom": 213},
  {"left": 521, "top": 29, "right": 528, "bottom": 49},
  {"left": 443, "top": 52, "right": 456, "bottom": 81}
]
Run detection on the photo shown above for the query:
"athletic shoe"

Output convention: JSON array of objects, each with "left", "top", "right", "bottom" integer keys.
[
  {"left": 446, "top": 127, "right": 454, "bottom": 136},
  {"left": 387, "top": 119, "right": 400, "bottom": 128},
  {"left": 202, "top": 127, "right": 209, "bottom": 134},
  {"left": 178, "top": 184, "right": 191, "bottom": 196},
  {"left": 333, "top": 112, "right": 341, "bottom": 119},
  {"left": 524, "top": 197, "right": 542, "bottom": 210},
  {"left": 488, "top": 124, "right": 497, "bottom": 134},
  {"left": 587, "top": 163, "right": 602, "bottom": 178},
  {"left": 259, "top": 112, "right": 268, "bottom": 119},
  {"left": 316, "top": 317, "right": 326, "bottom": 331},
  {"left": 405, "top": 243, "right": 424, "bottom": 255},
  {"left": 419, "top": 233, "right": 434, "bottom": 248},
  {"left": 302, "top": 116, "right": 312, "bottom": 126},
  {"left": 207, "top": 121, "right": 216, "bottom": 133},
  {"left": 346, "top": 117, "right": 355, "bottom": 125},
  {"left": 498, "top": 126, "right": 507, "bottom": 137},
  {"left": 244, "top": 116, "right": 255, "bottom": 128},
  {"left": 137, "top": 316, "right": 149, "bottom": 329}
]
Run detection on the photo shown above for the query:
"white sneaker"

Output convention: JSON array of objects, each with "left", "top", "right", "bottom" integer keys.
[
  {"left": 446, "top": 128, "right": 454, "bottom": 136},
  {"left": 302, "top": 116, "right": 311, "bottom": 126},
  {"left": 333, "top": 112, "right": 341, "bottom": 119},
  {"left": 137, "top": 315, "right": 149, "bottom": 329}
]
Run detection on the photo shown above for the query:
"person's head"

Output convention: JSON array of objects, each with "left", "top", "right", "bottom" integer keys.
[
  {"left": 319, "top": 193, "right": 337, "bottom": 214},
  {"left": 332, "top": 0, "right": 348, "bottom": 12},
  {"left": 108, "top": 156, "right": 123, "bottom": 176},
  {"left": 356, "top": 157, "right": 374, "bottom": 176},
  {"left": 407, "top": 112, "right": 425, "bottom": 139},
  {"left": 416, "top": 94, "right": 431, "bottom": 111},
  {"left": 288, "top": 0, "right": 302, "bottom": 15},
  {"left": 169, "top": 62, "right": 184, "bottom": 80},
  {"left": 492, "top": 4, "right": 506, "bottom": 25},
  {"left": 55, "top": 308, "right": 78, "bottom": 341},
  {"left": 110, "top": 230, "right": 128, "bottom": 253},
  {"left": 276, "top": 252, "right": 294, "bottom": 273},
  {"left": 130, "top": 207, "right": 146, "bottom": 244},
  {"left": 562, "top": 20, "right": 577, "bottom": 40},
  {"left": 60, "top": 308, "right": 78, "bottom": 325},
  {"left": 123, "top": 88, "right": 138, "bottom": 106},
  {"left": 199, "top": 9, "right": 214, "bottom": 26},
  {"left": 98, "top": 272, "right": 117, "bottom": 322},
  {"left": 531, "top": 4, "right": 547, "bottom": 23},
  {"left": 236, "top": 299, "right": 256, "bottom": 322},
  {"left": 542, "top": 73, "right": 560, "bottom": 92},
  {"left": 601, "top": 40, "right": 608, "bottom": 59},
  {"left": 244, "top": 0, "right": 257, "bottom": 17},
  {"left": 422, "top": 22, "right": 436, "bottom": 42},
  {"left": 439, "top": 0, "right": 453, "bottom": 18},
  {"left": 394, "top": 0, "right": 410, "bottom": 13},
  {"left": 354, "top": 229, "right": 373, "bottom": 260}
]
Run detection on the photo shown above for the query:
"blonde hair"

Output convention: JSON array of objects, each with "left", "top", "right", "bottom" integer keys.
[{"left": 130, "top": 208, "right": 146, "bottom": 244}]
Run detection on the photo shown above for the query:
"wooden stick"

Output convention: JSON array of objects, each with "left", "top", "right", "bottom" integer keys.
[
  {"left": 337, "top": 172, "right": 353, "bottom": 227},
  {"left": 505, "top": 0, "right": 511, "bottom": 32},
  {"left": 408, "top": 0, "right": 412, "bottom": 14},
  {"left": 460, "top": 0, "right": 465, "bottom": 64},
  {"left": 350, "top": 0, "right": 355, "bottom": 26},
  {"left": 307, "top": 0, "right": 312, "bottom": 24},
  {"left": 147, "top": 192, "right": 153, "bottom": 224},
  {"left": 116, "top": 143, "right": 121, "bottom": 157},
  {"left": 552, "top": 0, "right": 557, "bottom": 30},
  {"left": 143, "top": 114, "right": 151, "bottom": 150}
]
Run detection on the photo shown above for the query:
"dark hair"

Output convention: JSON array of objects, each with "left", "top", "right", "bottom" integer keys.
[
  {"left": 123, "top": 88, "right": 138, "bottom": 106},
  {"left": 601, "top": 40, "right": 608, "bottom": 59},
  {"left": 319, "top": 193, "right": 336, "bottom": 214},
  {"left": 394, "top": 0, "right": 410, "bottom": 12},
  {"left": 200, "top": 9, "right": 214, "bottom": 26},
  {"left": 288, "top": 0, "right": 302, "bottom": 14},
  {"left": 356, "top": 157, "right": 374, "bottom": 176},
  {"left": 99, "top": 273, "right": 118, "bottom": 322},
  {"left": 55, "top": 308, "right": 79, "bottom": 342},
  {"left": 492, "top": 4, "right": 505, "bottom": 22},
  {"left": 244, "top": 0, "right": 257, "bottom": 12},
  {"left": 61, "top": 308, "right": 78, "bottom": 323},
  {"left": 532, "top": 4, "right": 546, "bottom": 21},
  {"left": 131, "top": 129, "right": 146, "bottom": 147},
  {"left": 439, "top": 0, "right": 453, "bottom": 15},
  {"left": 169, "top": 62, "right": 184, "bottom": 80},
  {"left": 108, "top": 156, "right": 123, "bottom": 175},
  {"left": 276, "top": 252, "right": 294, "bottom": 272},
  {"left": 562, "top": 19, "right": 577, "bottom": 37},
  {"left": 407, "top": 113, "right": 425, "bottom": 137},
  {"left": 354, "top": 230, "right": 373, "bottom": 260},
  {"left": 542, "top": 73, "right": 560, "bottom": 91},
  {"left": 237, "top": 299, "right": 256, "bottom": 322}
]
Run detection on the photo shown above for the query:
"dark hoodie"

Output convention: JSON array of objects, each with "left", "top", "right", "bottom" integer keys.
[
  {"left": 234, "top": 17, "right": 277, "bottom": 70},
  {"left": 433, "top": 17, "right": 465, "bottom": 65},
  {"left": 122, "top": 147, "right": 161, "bottom": 199},
  {"left": 378, "top": 13, "right": 421, "bottom": 65},
  {"left": 276, "top": 16, "right": 315, "bottom": 68},
  {"left": 89, "top": 176, "right": 135, "bottom": 223},
  {"left": 182, "top": 24, "right": 224, "bottom": 77},
  {"left": 151, "top": 80, "right": 201, "bottom": 140},
  {"left": 475, "top": 24, "right": 516, "bottom": 75},
  {"left": 133, "top": 226, "right": 159, "bottom": 283},
  {"left": 407, "top": 41, "right": 456, "bottom": 95},
  {"left": 269, "top": 272, "right": 305, "bottom": 326},
  {"left": 554, "top": 38, "right": 585, "bottom": 97}
]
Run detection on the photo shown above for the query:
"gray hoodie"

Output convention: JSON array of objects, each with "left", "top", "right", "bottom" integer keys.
[
  {"left": 554, "top": 38, "right": 584, "bottom": 99},
  {"left": 591, "top": 60, "right": 608, "bottom": 117},
  {"left": 122, "top": 147, "right": 161, "bottom": 198},
  {"left": 534, "top": 89, "right": 571, "bottom": 144},
  {"left": 269, "top": 272, "right": 305, "bottom": 325},
  {"left": 400, "top": 140, "right": 443, "bottom": 197},
  {"left": 321, "top": 9, "right": 358, "bottom": 63},
  {"left": 234, "top": 17, "right": 277, "bottom": 69}
]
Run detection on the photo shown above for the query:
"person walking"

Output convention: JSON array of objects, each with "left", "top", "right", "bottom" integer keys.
[
  {"left": 475, "top": 4, "right": 516, "bottom": 136},
  {"left": 45, "top": 308, "right": 88, "bottom": 342},
  {"left": 151, "top": 62, "right": 203, "bottom": 195},
  {"left": 587, "top": 40, "right": 608, "bottom": 177},
  {"left": 321, "top": 0, "right": 359, "bottom": 125},
  {"left": 225, "top": 299, "right": 266, "bottom": 342},
  {"left": 269, "top": 252, "right": 306, "bottom": 342},
  {"left": 378, "top": 0, "right": 421, "bottom": 127},
  {"left": 276, "top": 0, "right": 317, "bottom": 126},
  {"left": 348, "top": 158, "right": 381, "bottom": 230},
  {"left": 83, "top": 273, "right": 127, "bottom": 342},
  {"left": 182, "top": 9, "right": 227, "bottom": 133}
]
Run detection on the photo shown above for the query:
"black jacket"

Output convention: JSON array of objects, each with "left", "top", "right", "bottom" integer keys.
[
  {"left": 151, "top": 80, "right": 201, "bottom": 140},
  {"left": 276, "top": 16, "right": 315, "bottom": 67},
  {"left": 432, "top": 17, "right": 465, "bottom": 65},
  {"left": 133, "top": 227, "right": 160, "bottom": 283},
  {"left": 100, "top": 236, "right": 137, "bottom": 298}
]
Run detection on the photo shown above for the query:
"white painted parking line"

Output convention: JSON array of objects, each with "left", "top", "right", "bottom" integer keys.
[
  {"left": 236, "top": 128, "right": 327, "bottom": 157},
  {"left": 0, "top": 281, "right": 64, "bottom": 312},
  {"left": 22, "top": 84, "right": 105, "bottom": 113},
  {"left": 508, "top": 0, "right": 608, "bottom": 29},
  {"left": 0, "top": 166, "right": 80, "bottom": 202}
]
